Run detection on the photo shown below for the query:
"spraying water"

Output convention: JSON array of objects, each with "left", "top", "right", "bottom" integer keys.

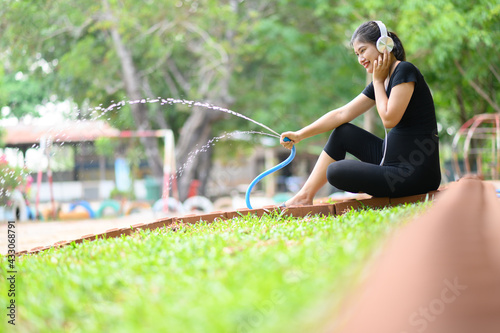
[
  {"left": 164, "top": 130, "right": 279, "bottom": 192},
  {"left": 93, "top": 97, "right": 280, "bottom": 137},
  {"left": 0, "top": 97, "right": 283, "bottom": 215}
]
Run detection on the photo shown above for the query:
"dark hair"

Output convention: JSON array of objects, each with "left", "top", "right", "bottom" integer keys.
[{"left": 350, "top": 21, "right": 406, "bottom": 61}]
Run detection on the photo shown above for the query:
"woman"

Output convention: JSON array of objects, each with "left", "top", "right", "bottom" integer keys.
[{"left": 280, "top": 20, "right": 441, "bottom": 206}]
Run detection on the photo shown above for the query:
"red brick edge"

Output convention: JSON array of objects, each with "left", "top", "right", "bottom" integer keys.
[{"left": 18, "top": 189, "right": 444, "bottom": 256}]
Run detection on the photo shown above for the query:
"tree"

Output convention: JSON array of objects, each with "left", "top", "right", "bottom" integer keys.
[
  {"left": 397, "top": 0, "right": 500, "bottom": 124},
  {"left": 2, "top": 0, "right": 361, "bottom": 199},
  {"left": 227, "top": 0, "right": 364, "bottom": 142},
  {"left": 1, "top": 0, "right": 243, "bottom": 199},
  {"left": 2, "top": 0, "right": 497, "bottom": 199}
]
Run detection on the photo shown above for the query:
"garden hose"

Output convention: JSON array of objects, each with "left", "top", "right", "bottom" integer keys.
[{"left": 246, "top": 137, "right": 296, "bottom": 209}]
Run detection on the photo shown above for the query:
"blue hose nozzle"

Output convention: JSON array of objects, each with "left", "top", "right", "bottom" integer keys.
[{"left": 245, "top": 137, "right": 296, "bottom": 209}]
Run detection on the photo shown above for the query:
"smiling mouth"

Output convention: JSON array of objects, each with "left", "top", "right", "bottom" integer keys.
[{"left": 363, "top": 62, "right": 370, "bottom": 69}]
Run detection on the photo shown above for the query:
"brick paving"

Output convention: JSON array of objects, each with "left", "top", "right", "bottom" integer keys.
[
  {"left": 9, "top": 188, "right": 444, "bottom": 256},
  {"left": 325, "top": 177, "right": 500, "bottom": 333}
]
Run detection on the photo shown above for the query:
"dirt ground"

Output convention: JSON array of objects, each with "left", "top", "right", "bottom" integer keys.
[{"left": 0, "top": 210, "right": 161, "bottom": 255}]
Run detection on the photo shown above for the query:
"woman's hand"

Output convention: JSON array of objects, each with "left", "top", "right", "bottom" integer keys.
[
  {"left": 372, "top": 49, "right": 392, "bottom": 84},
  {"left": 280, "top": 131, "right": 301, "bottom": 150}
]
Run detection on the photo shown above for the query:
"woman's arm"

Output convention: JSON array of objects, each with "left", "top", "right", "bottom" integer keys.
[
  {"left": 373, "top": 81, "right": 414, "bottom": 128},
  {"left": 280, "top": 93, "right": 375, "bottom": 149},
  {"left": 373, "top": 50, "right": 415, "bottom": 128}
]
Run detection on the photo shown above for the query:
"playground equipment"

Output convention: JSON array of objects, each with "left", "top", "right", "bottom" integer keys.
[
  {"left": 96, "top": 200, "right": 122, "bottom": 218},
  {"left": 68, "top": 200, "right": 96, "bottom": 219},
  {"left": 36, "top": 136, "right": 57, "bottom": 220},
  {"left": 246, "top": 137, "right": 296, "bottom": 209},
  {"left": 114, "top": 129, "right": 179, "bottom": 213},
  {"left": 452, "top": 113, "right": 500, "bottom": 180},
  {"left": 153, "top": 197, "right": 184, "bottom": 214},
  {"left": 29, "top": 126, "right": 289, "bottom": 217},
  {"left": 8, "top": 190, "right": 29, "bottom": 221},
  {"left": 125, "top": 201, "right": 151, "bottom": 215},
  {"left": 183, "top": 195, "right": 214, "bottom": 213},
  {"left": 30, "top": 129, "right": 180, "bottom": 220},
  {"left": 58, "top": 209, "right": 90, "bottom": 220}
]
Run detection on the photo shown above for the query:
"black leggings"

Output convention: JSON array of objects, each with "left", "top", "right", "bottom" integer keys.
[{"left": 323, "top": 123, "right": 441, "bottom": 197}]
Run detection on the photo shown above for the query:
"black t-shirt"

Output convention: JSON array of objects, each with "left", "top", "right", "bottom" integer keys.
[
  {"left": 361, "top": 61, "right": 441, "bottom": 189},
  {"left": 362, "top": 61, "right": 437, "bottom": 135}
]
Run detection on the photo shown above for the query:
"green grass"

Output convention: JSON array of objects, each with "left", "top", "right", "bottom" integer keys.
[{"left": 1, "top": 203, "right": 430, "bottom": 333}]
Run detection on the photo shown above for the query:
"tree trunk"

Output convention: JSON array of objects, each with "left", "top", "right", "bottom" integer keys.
[
  {"left": 175, "top": 107, "right": 225, "bottom": 201},
  {"left": 104, "top": 0, "right": 163, "bottom": 178},
  {"left": 456, "top": 85, "right": 468, "bottom": 124},
  {"left": 142, "top": 77, "right": 169, "bottom": 129},
  {"left": 196, "top": 139, "right": 214, "bottom": 197},
  {"left": 174, "top": 0, "right": 238, "bottom": 201}
]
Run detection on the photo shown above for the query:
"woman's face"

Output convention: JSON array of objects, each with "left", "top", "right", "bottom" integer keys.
[{"left": 353, "top": 39, "right": 380, "bottom": 74}]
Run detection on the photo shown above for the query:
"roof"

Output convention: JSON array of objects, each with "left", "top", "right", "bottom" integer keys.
[{"left": 2, "top": 120, "right": 121, "bottom": 147}]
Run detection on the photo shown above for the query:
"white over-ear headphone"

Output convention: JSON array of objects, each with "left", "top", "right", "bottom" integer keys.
[
  {"left": 375, "top": 21, "right": 394, "bottom": 53},
  {"left": 374, "top": 21, "right": 393, "bottom": 166}
]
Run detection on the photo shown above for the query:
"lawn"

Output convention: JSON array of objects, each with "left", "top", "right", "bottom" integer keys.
[{"left": 1, "top": 203, "right": 430, "bottom": 333}]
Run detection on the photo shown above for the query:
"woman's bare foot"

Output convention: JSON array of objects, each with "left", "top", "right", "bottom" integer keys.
[
  {"left": 278, "top": 151, "right": 334, "bottom": 207},
  {"left": 282, "top": 192, "right": 313, "bottom": 207}
]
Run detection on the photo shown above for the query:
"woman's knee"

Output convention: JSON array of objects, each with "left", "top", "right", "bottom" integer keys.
[
  {"left": 326, "top": 162, "right": 345, "bottom": 188},
  {"left": 331, "top": 123, "right": 356, "bottom": 141},
  {"left": 326, "top": 160, "right": 368, "bottom": 193},
  {"left": 325, "top": 123, "right": 358, "bottom": 160}
]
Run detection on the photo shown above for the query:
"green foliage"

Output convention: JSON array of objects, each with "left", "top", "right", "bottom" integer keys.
[
  {"left": 1, "top": 0, "right": 498, "bottom": 182},
  {"left": 397, "top": 0, "right": 500, "bottom": 123},
  {"left": 0, "top": 128, "right": 5, "bottom": 147},
  {"left": 108, "top": 187, "right": 135, "bottom": 201},
  {"left": 231, "top": 1, "right": 361, "bottom": 135},
  {"left": 94, "top": 137, "right": 117, "bottom": 157},
  {"left": 0, "top": 156, "right": 26, "bottom": 206},
  {"left": 0, "top": 203, "right": 429, "bottom": 332},
  {"left": 3, "top": 0, "right": 498, "bottom": 123},
  {"left": 0, "top": 71, "right": 47, "bottom": 120}
]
